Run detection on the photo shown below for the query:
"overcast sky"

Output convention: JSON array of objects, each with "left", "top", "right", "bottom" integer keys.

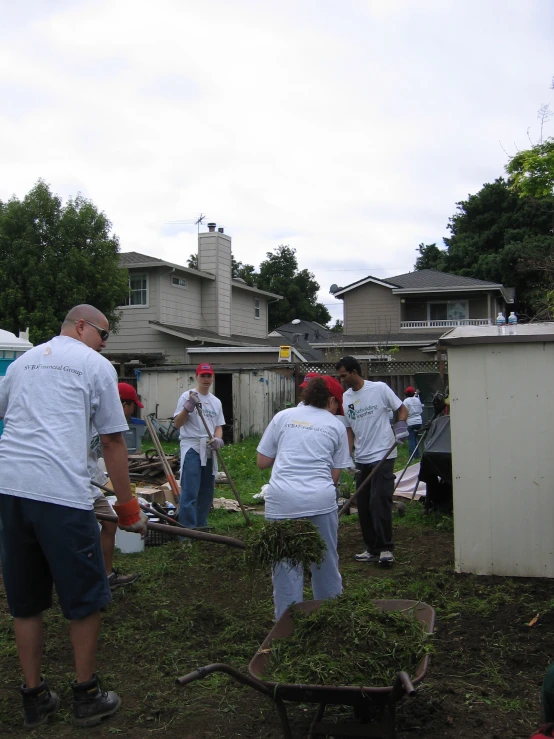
[{"left": 1, "top": 0, "right": 553, "bottom": 323}]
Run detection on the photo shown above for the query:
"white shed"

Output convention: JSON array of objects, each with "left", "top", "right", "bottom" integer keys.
[{"left": 441, "top": 322, "right": 554, "bottom": 578}]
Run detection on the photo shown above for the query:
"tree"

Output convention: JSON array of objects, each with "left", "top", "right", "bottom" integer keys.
[
  {"left": 329, "top": 319, "right": 343, "bottom": 333},
  {"left": 0, "top": 180, "right": 129, "bottom": 344},
  {"left": 505, "top": 137, "right": 554, "bottom": 316},
  {"left": 412, "top": 178, "right": 554, "bottom": 318},
  {"left": 256, "top": 245, "right": 331, "bottom": 330},
  {"left": 414, "top": 243, "right": 446, "bottom": 271}
]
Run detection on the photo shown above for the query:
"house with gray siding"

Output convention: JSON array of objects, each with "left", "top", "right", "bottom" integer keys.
[
  {"left": 315, "top": 270, "right": 515, "bottom": 361},
  {"left": 105, "top": 224, "right": 308, "bottom": 367}
]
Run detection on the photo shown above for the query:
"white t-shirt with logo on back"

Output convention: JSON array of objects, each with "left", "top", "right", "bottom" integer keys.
[
  {"left": 0, "top": 335, "right": 128, "bottom": 510},
  {"left": 343, "top": 381, "right": 402, "bottom": 464},
  {"left": 404, "top": 396, "right": 423, "bottom": 426},
  {"left": 257, "top": 405, "right": 351, "bottom": 519}
]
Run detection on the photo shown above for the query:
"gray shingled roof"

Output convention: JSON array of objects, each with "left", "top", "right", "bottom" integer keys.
[
  {"left": 336, "top": 269, "right": 506, "bottom": 294},
  {"left": 150, "top": 322, "right": 323, "bottom": 360},
  {"left": 271, "top": 319, "right": 332, "bottom": 342},
  {"left": 387, "top": 269, "right": 503, "bottom": 289},
  {"left": 119, "top": 251, "right": 164, "bottom": 266}
]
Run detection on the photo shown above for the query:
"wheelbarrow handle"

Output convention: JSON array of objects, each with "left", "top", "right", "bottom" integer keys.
[
  {"left": 176, "top": 663, "right": 294, "bottom": 739},
  {"left": 391, "top": 670, "right": 416, "bottom": 700},
  {"left": 176, "top": 663, "right": 272, "bottom": 696}
]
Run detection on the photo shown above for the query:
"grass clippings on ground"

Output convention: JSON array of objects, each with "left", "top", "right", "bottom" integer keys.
[{"left": 263, "top": 592, "right": 433, "bottom": 687}]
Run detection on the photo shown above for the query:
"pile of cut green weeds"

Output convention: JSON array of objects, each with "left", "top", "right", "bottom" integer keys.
[
  {"left": 244, "top": 519, "right": 326, "bottom": 573},
  {"left": 263, "top": 592, "right": 433, "bottom": 687}
]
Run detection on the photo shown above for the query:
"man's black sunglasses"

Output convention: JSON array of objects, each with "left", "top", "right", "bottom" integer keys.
[{"left": 76, "top": 319, "right": 110, "bottom": 341}]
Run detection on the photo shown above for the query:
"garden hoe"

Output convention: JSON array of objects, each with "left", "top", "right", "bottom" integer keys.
[{"left": 338, "top": 441, "right": 398, "bottom": 517}]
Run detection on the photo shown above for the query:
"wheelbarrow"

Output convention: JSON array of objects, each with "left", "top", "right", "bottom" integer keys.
[{"left": 176, "top": 598, "right": 435, "bottom": 739}]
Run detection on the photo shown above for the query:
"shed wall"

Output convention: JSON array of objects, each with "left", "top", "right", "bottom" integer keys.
[{"left": 449, "top": 341, "right": 554, "bottom": 577}]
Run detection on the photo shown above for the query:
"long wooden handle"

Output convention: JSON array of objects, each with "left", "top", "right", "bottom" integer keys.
[
  {"left": 194, "top": 404, "right": 252, "bottom": 526},
  {"left": 338, "top": 441, "right": 398, "bottom": 517},
  {"left": 145, "top": 415, "right": 181, "bottom": 500},
  {"left": 95, "top": 511, "right": 246, "bottom": 549}
]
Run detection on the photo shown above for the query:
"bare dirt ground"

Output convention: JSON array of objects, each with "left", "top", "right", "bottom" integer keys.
[{"left": 1, "top": 511, "right": 552, "bottom": 738}]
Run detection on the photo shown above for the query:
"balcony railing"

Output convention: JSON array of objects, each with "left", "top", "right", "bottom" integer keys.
[{"left": 400, "top": 319, "right": 492, "bottom": 329}]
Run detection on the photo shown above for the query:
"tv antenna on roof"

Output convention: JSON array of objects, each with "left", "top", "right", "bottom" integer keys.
[{"left": 195, "top": 214, "right": 206, "bottom": 233}]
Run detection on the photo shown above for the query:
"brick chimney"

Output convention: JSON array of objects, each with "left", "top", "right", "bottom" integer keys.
[{"left": 198, "top": 224, "right": 232, "bottom": 337}]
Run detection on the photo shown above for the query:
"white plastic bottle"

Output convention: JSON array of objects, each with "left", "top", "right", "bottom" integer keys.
[
  {"left": 508, "top": 312, "right": 518, "bottom": 334},
  {"left": 496, "top": 312, "right": 506, "bottom": 335}
]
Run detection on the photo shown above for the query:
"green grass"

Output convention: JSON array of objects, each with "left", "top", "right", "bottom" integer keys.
[{"left": 0, "top": 436, "right": 546, "bottom": 736}]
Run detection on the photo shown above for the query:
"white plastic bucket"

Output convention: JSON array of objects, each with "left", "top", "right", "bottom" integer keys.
[{"left": 115, "top": 529, "right": 145, "bottom": 554}]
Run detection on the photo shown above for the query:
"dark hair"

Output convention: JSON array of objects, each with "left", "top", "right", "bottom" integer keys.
[
  {"left": 303, "top": 377, "right": 332, "bottom": 409},
  {"left": 335, "top": 355, "right": 361, "bottom": 375}
]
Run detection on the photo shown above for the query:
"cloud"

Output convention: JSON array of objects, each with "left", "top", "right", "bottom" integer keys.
[{"left": 1, "top": 0, "right": 553, "bottom": 325}]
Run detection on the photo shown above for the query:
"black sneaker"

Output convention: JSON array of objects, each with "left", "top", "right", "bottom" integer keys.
[
  {"left": 20, "top": 679, "right": 60, "bottom": 729},
  {"left": 108, "top": 569, "right": 140, "bottom": 590},
  {"left": 72, "top": 674, "right": 121, "bottom": 727}
]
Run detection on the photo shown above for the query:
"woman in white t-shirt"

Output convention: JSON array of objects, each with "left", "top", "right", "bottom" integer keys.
[
  {"left": 257, "top": 376, "right": 351, "bottom": 620},
  {"left": 403, "top": 386, "right": 423, "bottom": 459}
]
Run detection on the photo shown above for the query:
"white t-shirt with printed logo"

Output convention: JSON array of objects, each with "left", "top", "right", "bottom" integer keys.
[
  {"left": 257, "top": 405, "right": 351, "bottom": 519},
  {"left": 343, "top": 381, "right": 402, "bottom": 464},
  {"left": 174, "top": 389, "right": 225, "bottom": 463},
  {"left": 0, "top": 335, "right": 129, "bottom": 510}
]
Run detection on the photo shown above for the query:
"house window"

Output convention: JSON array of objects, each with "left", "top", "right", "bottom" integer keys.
[
  {"left": 124, "top": 273, "right": 148, "bottom": 306},
  {"left": 254, "top": 298, "right": 260, "bottom": 319},
  {"left": 171, "top": 276, "right": 187, "bottom": 288},
  {"left": 428, "top": 300, "right": 468, "bottom": 321}
]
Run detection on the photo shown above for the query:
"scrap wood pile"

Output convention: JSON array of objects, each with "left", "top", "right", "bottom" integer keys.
[
  {"left": 128, "top": 450, "right": 180, "bottom": 485},
  {"left": 263, "top": 592, "right": 433, "bottom": 687}
]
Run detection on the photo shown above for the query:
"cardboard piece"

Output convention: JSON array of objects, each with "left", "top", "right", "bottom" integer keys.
[{"left": 136, "top": 486, "right": 165, "bottom": 505}]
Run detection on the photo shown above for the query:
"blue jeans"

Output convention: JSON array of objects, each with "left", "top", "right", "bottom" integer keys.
[
  {"left": 269, "top": 510, "right": 343, "bottom": 621},
  {"left": 179, "top": 448, "right": 214, "bottom": 529},
  {"left": 408, "top": 424, "right": 422, "bottom": 458}
]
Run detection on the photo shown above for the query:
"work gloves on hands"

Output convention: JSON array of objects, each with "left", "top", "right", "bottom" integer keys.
[
  {"left": 393, "top": 420, "right": 409, "bottom": 443},
  {"left": 113, "top": 498, "right": 149, "bottom": 538},
  {"left": 184, "top": 391, "right": 200, "bottom": 413},
  {"left": 208, "top": 437, "right": 224, "bottom": 451}
]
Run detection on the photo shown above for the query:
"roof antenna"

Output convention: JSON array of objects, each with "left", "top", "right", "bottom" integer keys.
[{"left": 195, "top": 214, "right": 206, "bottom": 233}]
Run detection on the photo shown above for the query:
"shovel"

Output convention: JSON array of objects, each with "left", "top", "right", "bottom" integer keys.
[{"left": 194, "top": 404, "right": 252, "bottom": 526}]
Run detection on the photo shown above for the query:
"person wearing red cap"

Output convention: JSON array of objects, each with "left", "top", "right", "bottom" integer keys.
[
  {"left": 257, "top": 376, "right": 351, "bottom": 620},
  {"left": 90, "top": 382, "right": 143, "bottom": 591},
  {"left": 173, "top": 363, "right": 225, "bottom": 532},
  {"left": 403, "top": 387, "right": 423, "bottom": 459}
]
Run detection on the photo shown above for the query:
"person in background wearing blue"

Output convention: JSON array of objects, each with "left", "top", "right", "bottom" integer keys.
[
  {"left": 257, "top": 376, "right": 351, "bottom": 620},
  {"left": 403, "top": 386, "right": 423, "bottom": 459}
]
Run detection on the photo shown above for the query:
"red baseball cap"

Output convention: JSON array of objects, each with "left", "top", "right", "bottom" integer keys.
[
  {"left": 299, "top": 371, "right": 320, "bottom": 388},
  {"left": 405, "top": 386, "right": 415, "bottom": 396},
  {"left": 322, "top": 375, "right": 344, "bottom": 415},
  {"left": 196, "top": 363, "right": 214, "bottom": 376},
  {"left": 118, "top": 382, "right": 144, "bottom": 408}
]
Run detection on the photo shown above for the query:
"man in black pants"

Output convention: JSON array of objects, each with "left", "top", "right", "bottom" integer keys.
[{"left": 336, "top": 356, "right": 408, "bottom": 565}]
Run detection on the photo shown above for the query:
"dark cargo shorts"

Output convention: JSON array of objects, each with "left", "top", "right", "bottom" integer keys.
[{"left": 0, "top": 494, "right": 111, "bottom": 619}]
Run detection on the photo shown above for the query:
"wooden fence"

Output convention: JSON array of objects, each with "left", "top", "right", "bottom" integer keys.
[{"left": 295, "top": 360, "right": 448, "bottom": 400}]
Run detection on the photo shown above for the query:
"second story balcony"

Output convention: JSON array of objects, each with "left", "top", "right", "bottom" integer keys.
[{"left": 401, "top": 318, "right": 493, "bottom": 329}]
